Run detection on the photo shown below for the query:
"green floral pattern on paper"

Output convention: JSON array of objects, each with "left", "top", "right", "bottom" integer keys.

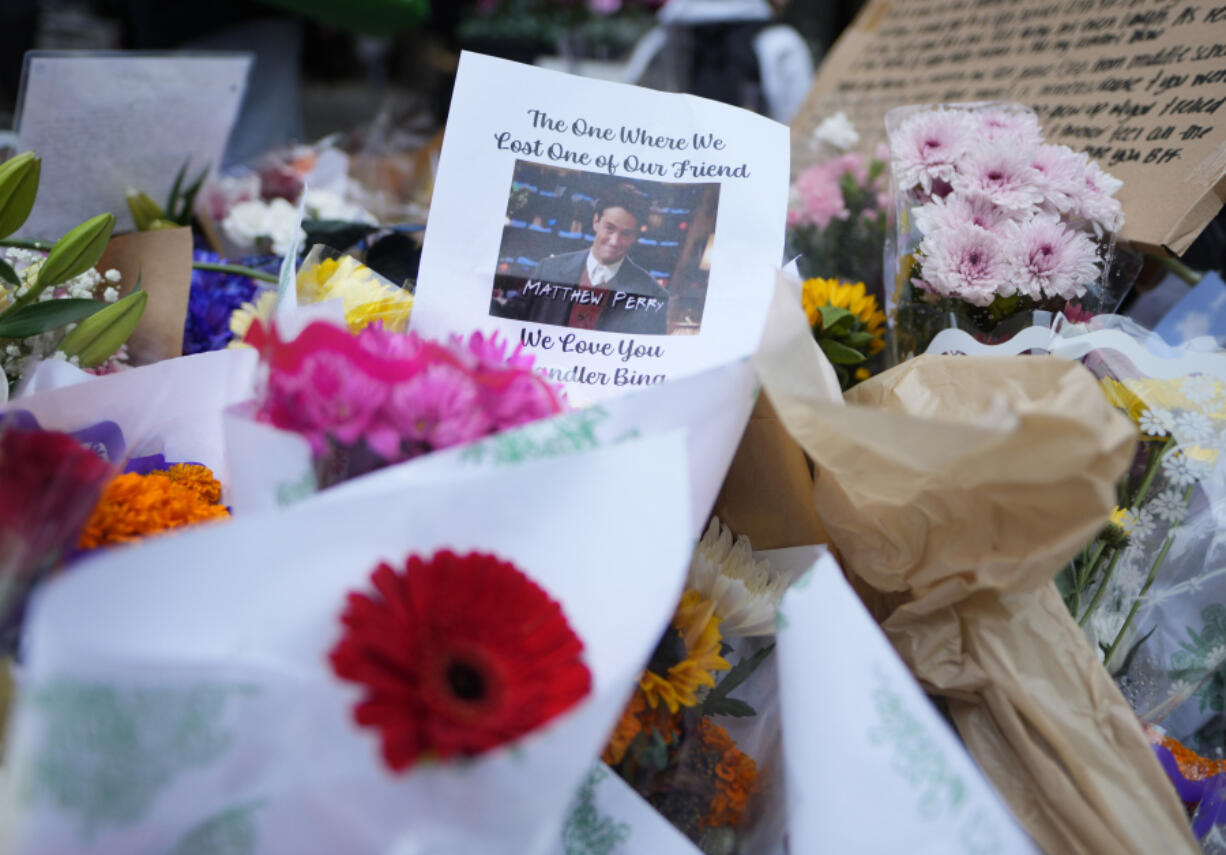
[
  {"left": 169, "top": 802, "right": 262, "bottom": 855},
  {"left": 561, "top": 764, "right": 630, "bottom": 855},
  {"left": 21, "top": 679, "right": 254, "bottom": 839},
  {"left": 275, "top": 468, "right": 317, "bottom": 507},
  {"left": 461, "top": 408, "right": 610, "bottom": 465},
  {"left": 868, "top": 666, "right": 1001, "bottom": 855}
]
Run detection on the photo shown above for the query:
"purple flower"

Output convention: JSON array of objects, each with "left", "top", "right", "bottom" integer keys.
[
  {"left": 1070, "top": 158, "right": 1125, "bottom": 235},
  {"left": 183, "top": 250, "right": 277, "bottom": 354},
  {"left": 919, "top": 226, "right": 1008, "bottom": 307},
  {"left": 1003, "top": 214, "right": 1101, "bottom": 301},
  {"left": 1031, "top": 144, "right": 1088, "bottom": 215},
  {"left": 953, "top": 141, "right": 1044, "bottom": 213},
  {"left": 889, "top": 109, "right": 975, "bottom": 195}
]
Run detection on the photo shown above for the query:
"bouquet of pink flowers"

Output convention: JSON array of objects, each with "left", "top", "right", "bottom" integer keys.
[
  {"left": 886, "top": 103, "right": 1132, "bottom": 358},
  {"left": 245, "top": 318, "right": 565, "bottom": 487}
]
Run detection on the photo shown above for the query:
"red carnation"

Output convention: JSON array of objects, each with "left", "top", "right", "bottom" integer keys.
[
  {"left": 0, "top": 428, "right": 112, "bottom": 568},
  {"left": 329, "top": 550, "right": 592, "bottom": 772}
]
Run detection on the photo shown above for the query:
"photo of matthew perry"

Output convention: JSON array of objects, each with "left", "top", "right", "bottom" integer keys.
[{"left": 490, "top": 161, "right": 720, "bottom": 336}]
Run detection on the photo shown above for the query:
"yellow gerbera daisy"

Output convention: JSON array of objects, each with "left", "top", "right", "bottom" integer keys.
[
  {"left": 801, "top": 278, "right": 886, "bottom": 355},
  {"left": 639, "top": 590, "right": 731, "bottom": 713}
]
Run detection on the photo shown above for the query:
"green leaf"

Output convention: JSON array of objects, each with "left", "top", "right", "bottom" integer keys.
[
  {"left": 165, "top": 160, "right": 188, "bottom": 219},
  {"left": 0, "top": 298, "right": 107, "bottom": 339},
  {"left": 843, "top": 331, "right": 877, "bottom": 349},
  {"left": 820, "top": 338, "right": 868, "bottom": 365},
  {"left": 0, "top": 257, "right": 19, "bottom": 287},
  {"left": 699, "top": 643, "right": 774, "bottom": 718},
  {"left": 818, "top": 305, "right": 855, "bottom": 333},
  {"left": 701, "top": 697, "right": 758, "bottom": 718}
]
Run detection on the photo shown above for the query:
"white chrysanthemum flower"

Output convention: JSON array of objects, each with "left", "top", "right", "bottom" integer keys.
[
  {"left": 1121, "top": 508, "right": 1155, "bottom": 539},
  {"left": 1148, "top": 488, "right": 1187, "bottom": 524},
  {"left": 1182, "top": 375, "right": 1220, "bottom": 405},
  {"left": 686, "top": 517, "right": 788, "bottom": 638},
  {"left": 1138, "top": 408, "right": 1175, "bottom": 437},
  {"left": 814, "top": 112, "right": 860, "bottom": 151},
  {"left": 1163, "top": 449, "right": 1207, "bottom": 487},
  {"left": 1174, "top": 410, "right": 1216, "bottom": 446}
]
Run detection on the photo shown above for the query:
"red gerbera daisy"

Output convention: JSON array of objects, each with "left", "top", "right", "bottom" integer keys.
[{"left": 329, "top": 550, "right": 592, "bottom": 772}]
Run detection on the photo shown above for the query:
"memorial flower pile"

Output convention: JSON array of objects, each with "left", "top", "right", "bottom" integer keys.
[
  {"left": 888, "top": 104, "right": 1125, "bottom": 355},
  {"left": 245, "top": 318, "right": 565, "bottom": 486}
]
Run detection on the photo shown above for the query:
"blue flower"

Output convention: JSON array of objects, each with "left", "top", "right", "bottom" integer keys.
[{"left": 183, "top": 251, "right": 278, "bottom": 354}]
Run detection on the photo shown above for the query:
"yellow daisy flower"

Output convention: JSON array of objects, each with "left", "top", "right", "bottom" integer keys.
[
  {"left": 228, "top": 291, "right": 277, "bottom": 347},
  {"left": 298, "top": 255, "right": 413, "bottom": 334},
  {"left": 639, "top": 590, "right": 731, "bottom": 713},
  {"left": 801, "top": 278, "right": 886, "bottom": 355}
]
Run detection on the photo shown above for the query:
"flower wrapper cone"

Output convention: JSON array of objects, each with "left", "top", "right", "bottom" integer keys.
[
  {"left": 757, "top": 310, "right": 1200, "bottom": 852},
  {"left": 774, "top": 547, "right": 1038, "bottom": 853},
  {"left": 226, "top": 355, "right": 758, "bottom": 537},
  {"left": 3, "top": 433, "right": 693, "bottom": 854},
  {"left": 95, "top": 227, "right": 194, "bottom": 364}
]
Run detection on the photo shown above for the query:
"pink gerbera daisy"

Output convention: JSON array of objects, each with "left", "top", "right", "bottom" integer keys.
[
  {"left": 889, "top": 108, "right": 975, "bottom": 195},
  {"left": 384, "top": 363, "right": 492, "bottom": 451},
  {"left": 1003, "top": 214, "right": 1101, "bottom": 301}
]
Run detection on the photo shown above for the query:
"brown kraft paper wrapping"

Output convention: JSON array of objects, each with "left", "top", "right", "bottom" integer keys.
[
  {"left": 96, "top": 227, "right": 194, "bottom": 364},
  {"left": 758, "top": 343, "right": 1200, "bottom": 852}
]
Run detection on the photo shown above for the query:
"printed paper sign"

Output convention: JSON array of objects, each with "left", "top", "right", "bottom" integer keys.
[
  {"left": 15, "top": 52, "right": 251, "bottom": 238},
  {"left": 412, "top": 52, "right": 789, "bottom": 403},
  {"left": 775, "top": 551, "right": 1037, "bottom": 855}
]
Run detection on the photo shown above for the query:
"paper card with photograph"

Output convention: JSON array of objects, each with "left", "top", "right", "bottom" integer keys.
[{"left": 412, "top": 52, "right": 789, "bottom": 403}]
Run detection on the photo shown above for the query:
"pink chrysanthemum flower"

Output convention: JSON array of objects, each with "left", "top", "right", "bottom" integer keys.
[
  {"left": 1003, "top": 214, "right": 1101, "bottom": 301},
  {"left": 953, "top": 141, "right": 1044, "bottom": 213},
  {"left": 914, "top": 194, "right": 1012, "bottom": 237},
  {"left": 787, "top": 163, "right": 848, "bottom": 229},
  {"left": 977, "top": 109, "right": 1043, "bottom": 147},
  {"left": 1030, "top": 144, "right": 1088, "bottom": 215},
  {"left": 919, "top": 226, "right": 1009, "bottom": 307},
  {"left": 1069, "top": 159, "right": 1125, "bottom": 236},
  {"left": 889, "top": 109, "right": 975, "bottom": 195}
]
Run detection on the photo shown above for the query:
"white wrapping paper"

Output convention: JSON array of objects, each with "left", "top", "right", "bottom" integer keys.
[{"left": 4, "top": 432, "right": 693, "bottom": 855}]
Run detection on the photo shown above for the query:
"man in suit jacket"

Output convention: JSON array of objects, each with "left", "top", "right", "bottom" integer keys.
[{"left": 514, "top": 184, "right": 671, "bottom": 336}]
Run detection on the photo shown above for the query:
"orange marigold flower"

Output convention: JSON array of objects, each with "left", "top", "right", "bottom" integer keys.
[
  {"left": 79, "top": 469, "right": 230, "bottom": 549},
  {"left": 696, "top": 718, "right": 757, "bottom": 831},
  {"left": 161, "top": 463, "right": 223, "bottom": 504},
  {"left": 602, "top": 688, "right": 682, "bottom": 766}
]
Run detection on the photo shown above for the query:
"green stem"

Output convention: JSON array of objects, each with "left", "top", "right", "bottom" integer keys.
[
  {"left": 191, "top": 261, "right": 278, "bottom": 284},
  {"left": 1071, "top": 540, "right": 1108, "bottom": 616},
  {"left": 0, "top": 237, "right": 53, "bottom": 252},
  {"left": 1155, "top": 254, "right": 1203, "bottom": 287},
  {"left": 2, "top": 240, "right": 278, "bottom": 284},
  {"left": 1079, "top": 545, "right": 1125, "bottom": 627},
  {"left": 1131, "top": 436, "right": 1175, "bottom": 509},
  {"left": 1104, "top": 532, "right": 1175, "bottom": 667}
]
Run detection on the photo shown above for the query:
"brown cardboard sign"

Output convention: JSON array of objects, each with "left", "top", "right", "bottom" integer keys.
[
  {"left": 792, "top": 0, "right": 1226, "bottom": 254},
  {"left": 96, "top": 227, "right": 193, "bottom": 364}
]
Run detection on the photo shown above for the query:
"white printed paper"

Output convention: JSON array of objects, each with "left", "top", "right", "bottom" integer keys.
[
  {"left": 412, "top": 52, "right": 789, "bottom": 404},
  {"left": 774, "top": 551, "right": 1037, "bottom": 855},
  {"left": 15, "top": 52, "right": 251, "bottom": 238},
  {"left": 5, "top": 434, "right": 693, "bottom": 855}
]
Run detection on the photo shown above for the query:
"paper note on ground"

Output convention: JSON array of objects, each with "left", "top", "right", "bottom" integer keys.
[
  {"left": 791, "top": 0, "right": 1226, "bottom": 253},
  {"left": 775, "top": 551, "right": 1038, "bottom": 855},
  {"left": 15, "top": 52, "right": 250, "bottom": 238},
  {"left": 412, "top": 52, "right": 788, "bottom": 404}
]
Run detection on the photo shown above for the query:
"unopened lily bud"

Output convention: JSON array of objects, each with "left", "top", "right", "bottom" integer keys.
[
  {"left": 57, "top": 289, "right": 146, "bottom": 367},
  {"left": 0, "top": 152, "right": 40, "bottom": 239}
]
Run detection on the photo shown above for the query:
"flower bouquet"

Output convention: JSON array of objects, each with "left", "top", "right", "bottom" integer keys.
[
  {"left": 3, "top": 431, "right": 694, "bottom": 854},
  {"left": 885, "top": 103, "right": 1130, "bottom": 359}
]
